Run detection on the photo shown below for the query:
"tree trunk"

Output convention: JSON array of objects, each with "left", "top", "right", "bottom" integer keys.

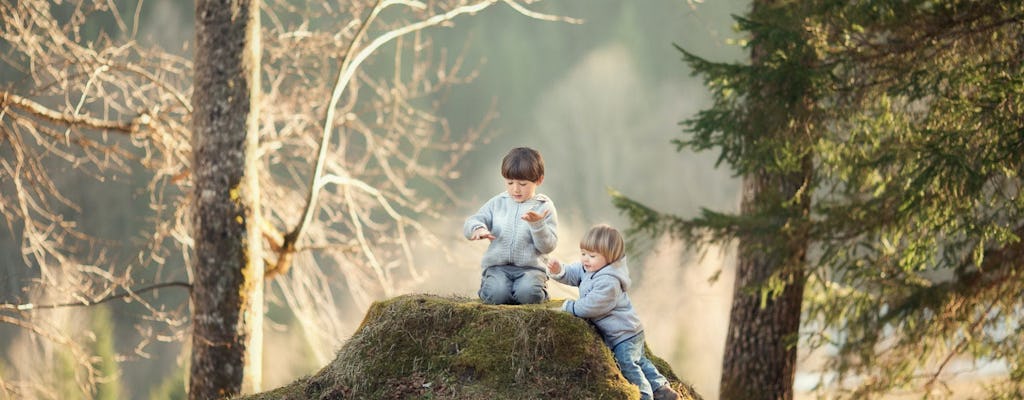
[
  {"left": 189, "top": 0, "right": 263, "bottom": 398},
  {"left": 719, "top": 169, "right": 809, "bottom": 400},
  {"left": 718, "top": 1, "right": 812, "bottom": 398}
]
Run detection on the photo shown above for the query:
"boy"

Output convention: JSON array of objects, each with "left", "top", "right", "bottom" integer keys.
[
  {"left": 547, "top": 224, "right": 680, "bottom": 400},
  {"left": 464, "top": 147, "right": 558, "bottom": 305}
]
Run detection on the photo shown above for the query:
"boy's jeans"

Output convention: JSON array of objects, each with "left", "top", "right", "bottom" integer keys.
[
  {"left": 478, "top": 265, "right": 548, "bottom": 305},
  {"left": 612, "top": 332, "right": 669, "bottom": 400}
]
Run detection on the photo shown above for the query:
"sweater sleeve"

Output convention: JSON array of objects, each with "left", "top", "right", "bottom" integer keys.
[
  {"left": 550, "top": 262, "right": 584, "bottom": 287},
  {"left": 463, "top": 197, "right": 494, "bottom": 240},
  {"left": 528, "top": 202, "right": 558, "bottom": 254},
  {"left": 564, "top": 276, "right": 620, "bottom": 319}
]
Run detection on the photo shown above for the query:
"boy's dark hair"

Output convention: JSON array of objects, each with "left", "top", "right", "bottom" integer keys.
[{"left": 501, "top": 147, "right": 544, "bottom": 182}]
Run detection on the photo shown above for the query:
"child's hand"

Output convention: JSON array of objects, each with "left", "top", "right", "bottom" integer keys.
[
  {"left": 521, "top": 209, "right": 549, "bottom": 223},
  {"left": 471, "top": 227, "right": 496, "bottom": 241},
  {"left": 547, "top": 259, "right": 562, "bottom": 275}
]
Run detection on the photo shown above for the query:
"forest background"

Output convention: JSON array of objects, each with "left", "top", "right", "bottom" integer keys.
[
  {"left": 9, "top": 0, "right": 1018, "bottom": 399},
  {"left": 1, "top": 1, "right": 747, "bottom": 399}
]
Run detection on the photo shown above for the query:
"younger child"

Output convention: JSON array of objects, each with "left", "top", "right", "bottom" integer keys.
[
  {"left": 464, "top": 147, "right": 558, "bottom": 305},
  {"left": 547, "top": 224, "right": 680, "bottom": 400}
]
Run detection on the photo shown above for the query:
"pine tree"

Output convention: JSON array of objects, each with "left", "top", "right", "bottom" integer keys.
[
  {"left": 616, "top": 0, "right": 1024, "bottom": 397},
  {"left": 800, "top": 1, "right": 1024, "bottom": 396}
]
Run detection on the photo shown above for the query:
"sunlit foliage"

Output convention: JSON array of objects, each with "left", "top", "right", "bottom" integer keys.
[{"left": 617, "top": 0, "right": 1024, "bottom": 397}]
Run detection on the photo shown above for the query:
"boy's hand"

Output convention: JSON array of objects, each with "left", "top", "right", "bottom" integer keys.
[
  {"left": 547, "top": 259, "right": 562, "bottom": 275},
  {"left": 470, "top": 227, "right": 496, "bottom": 241},
  {"left": 521, "top": 209, "right": 549, "bottom": 223}
]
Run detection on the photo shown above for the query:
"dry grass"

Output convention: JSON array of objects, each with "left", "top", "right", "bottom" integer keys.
[{"left": 238, "top": 294, "right": 702, "bottom": 400}]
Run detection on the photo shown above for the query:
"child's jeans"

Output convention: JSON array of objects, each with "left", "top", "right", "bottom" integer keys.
[
  {"left": 478, "top": 265, "right": 548, "bottom": 305},
  {"left": 612, "top": 332, "right": 669, "bottom": 400}
]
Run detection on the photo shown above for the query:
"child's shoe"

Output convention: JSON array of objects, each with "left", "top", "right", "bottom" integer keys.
[{"left": 653, "top": 384, "right": 680, "bottom": 400}]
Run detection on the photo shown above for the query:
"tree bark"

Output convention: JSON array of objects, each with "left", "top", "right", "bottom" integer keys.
[
  {"left": 719, "top": 169, "right": 810, "bottom": 400},
  {"left": 718, "top": 1, "right": 812, "bottom": 398},
  {"left": 189, "top": 0, "right": 263, "bottom": 399}
]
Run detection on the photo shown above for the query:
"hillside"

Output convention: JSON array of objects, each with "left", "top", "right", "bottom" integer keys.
[{"left": 239, "top": 294, "right": 703, "bottom": 400}]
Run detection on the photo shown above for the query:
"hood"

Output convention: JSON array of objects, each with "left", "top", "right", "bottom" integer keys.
[{"left": 593, "top": 256, "right": 631, "bottom": 292}]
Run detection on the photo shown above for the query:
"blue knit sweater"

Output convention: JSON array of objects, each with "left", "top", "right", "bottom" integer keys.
[{"left": 463, "top": 192, "right": 558, "bottom": 270}]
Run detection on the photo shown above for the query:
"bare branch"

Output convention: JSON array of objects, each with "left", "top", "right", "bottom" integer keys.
[
  {"left": 3, "top": 0, "right": 568, "bottom": 396},
  {"left": 0, "top": 281, "right": 191, "bottom": 311},
  {"left": 1, "top": 91, "right": 149, "bottom": 133},
  {"left": 501, "top": 0, "right": 582, "bottom": 24},
  {"left": 286, "top": 0, "right": 573, "bottom": 275}
]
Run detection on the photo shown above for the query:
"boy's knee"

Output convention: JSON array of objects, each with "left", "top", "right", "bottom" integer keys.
[
  {"left": 479, "top": 284, "right": 513, "bottom": 305},
  {"left": 512, "top": 284, "right": 548, "bottom": 304},
  {"left": 479, "top": 268, "right": 514, "bottom": 304}
]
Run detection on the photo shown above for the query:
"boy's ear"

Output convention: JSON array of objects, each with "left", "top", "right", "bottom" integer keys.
[{"left": 536, "top": 175, "right": 544, "bottom": 185}]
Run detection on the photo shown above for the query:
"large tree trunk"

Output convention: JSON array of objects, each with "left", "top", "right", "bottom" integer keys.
[
  {"left": 719, "top": 169, "right": 810, "bottom": 400},
  {"left": 718, "top": 1, "right": 812, "bottom": 398},
  {"left": 189, "top": 0, "right": 263, "bottom": 398}
]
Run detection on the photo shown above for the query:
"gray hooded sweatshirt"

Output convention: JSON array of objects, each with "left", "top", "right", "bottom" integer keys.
[
  {"left": 550, "top": 257, "right": 643, "bottom": 348},
  {"left": 463, "top": 192, "right": 558, "bottom": 271}
]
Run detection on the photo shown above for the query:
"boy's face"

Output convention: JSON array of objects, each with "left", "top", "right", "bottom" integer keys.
[
  {"left": 579, "top": 249, "right": 608, "bottom": 272},
  {"left": 504, "top": 177, "right": 541, "bottom": 203}
]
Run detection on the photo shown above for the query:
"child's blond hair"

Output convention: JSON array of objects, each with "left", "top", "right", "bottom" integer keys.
[{"left": 579, "top": 224, "right": 625, "bottom": 264}]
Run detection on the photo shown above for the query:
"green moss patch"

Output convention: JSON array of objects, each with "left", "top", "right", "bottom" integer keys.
[{"left": 239, "top": 294, "right": 702, "bottom": 400}]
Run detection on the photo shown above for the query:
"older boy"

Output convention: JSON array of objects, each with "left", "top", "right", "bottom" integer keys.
[{"left": 464, "top": 147, "right": 558, "bottom": 305}]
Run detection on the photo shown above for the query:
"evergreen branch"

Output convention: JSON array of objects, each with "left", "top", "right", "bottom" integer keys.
[
  {"left": 610, "top": 189, "right": 667, "bottom": 237},
  {"left": 877, "top": 224, "right": 1024, "bottom": 326},
  {"left": 923, "top": 282, "right": 1009, "bottom": 390},
  {"left": 0, "top": 282, "right": 191, "bottom": 311},
  {"left": 845, "top": 13, "right": 1023, "bottom": 65}
]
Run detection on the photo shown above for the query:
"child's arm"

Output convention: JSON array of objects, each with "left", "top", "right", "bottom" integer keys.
[
  {"left": 546, "top": 258, "right": 562, "bottom": 275},
  {"left": 463, "top": 198, "right": 495, "bottom": 240},
  {"left": 562, "top": 277, "right": 620, "bottom": 318},
  {"left": 547, "top": 260, "right": 583, "bottom": 286},
  {"left": 526, "top": 203, "right": 557, "bottom": 253},
  {"left": 469, "top": 228, "right": 495, "bottom": 241}
]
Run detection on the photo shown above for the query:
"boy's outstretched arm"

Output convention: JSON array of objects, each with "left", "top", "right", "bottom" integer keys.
[
  {"left": 546, "top": 258, "right": 562, "bottom": 275},
  {"left": 463, "top": 198, "right": 495, "bottom": 240},
  {"left": 469, "top": 227, "right": 495, "bottom": 241},
  {"left": 564, "top": 279, "right": 619, "bottom": 318},
  {"left": 527, "top": 204, "right": 558, "bottom": 253},
  {"left": 547, "top": 260, "right": 583, "bottom": 286},
  {"left": 521, "top": 209, "right": 548, "bottom": 223}
]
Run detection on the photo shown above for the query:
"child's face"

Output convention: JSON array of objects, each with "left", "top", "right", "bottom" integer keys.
[
  {"left": 579, "top": 248, "right": 608, "bottom": 272},
  {"left": 504, "top": 178, "right": 540, "bottom": 203}
]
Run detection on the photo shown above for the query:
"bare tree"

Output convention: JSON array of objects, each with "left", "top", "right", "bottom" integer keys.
[
  {"left": 1, "top": 0, "right": 576, "bottom": 398},
  {"left": 1, "top": 1, "right": 192, "bottom": 397}
]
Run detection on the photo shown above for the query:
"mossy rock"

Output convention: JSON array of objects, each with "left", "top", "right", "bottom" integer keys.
[{"left": 239, "top": 294, "right": 703, "bottom": 400}]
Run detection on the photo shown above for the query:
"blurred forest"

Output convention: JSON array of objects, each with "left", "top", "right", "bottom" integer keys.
[
  {"left": 1, "top": 1, "right": 746, "bottom": 399},
  {"left": 618, "top": 0, "right": 1024, "bottom": 398},
  {"left": 7, "top": 0, "right": 1020, "bottom": 399}
]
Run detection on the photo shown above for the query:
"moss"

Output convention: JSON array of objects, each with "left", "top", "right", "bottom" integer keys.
[{"left": 237, "top": 294, "right": 702, "bottom": 400}]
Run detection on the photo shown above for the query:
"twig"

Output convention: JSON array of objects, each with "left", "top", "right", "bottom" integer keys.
[
  {"left": 286, "top": 0, "right": 575, "bottom": 272},
  {"left": 0, "top": 91, "right": 148, "bottom": 133},
  {"left": 0, "top": 281, "right": 191, "bottom": 311}
]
